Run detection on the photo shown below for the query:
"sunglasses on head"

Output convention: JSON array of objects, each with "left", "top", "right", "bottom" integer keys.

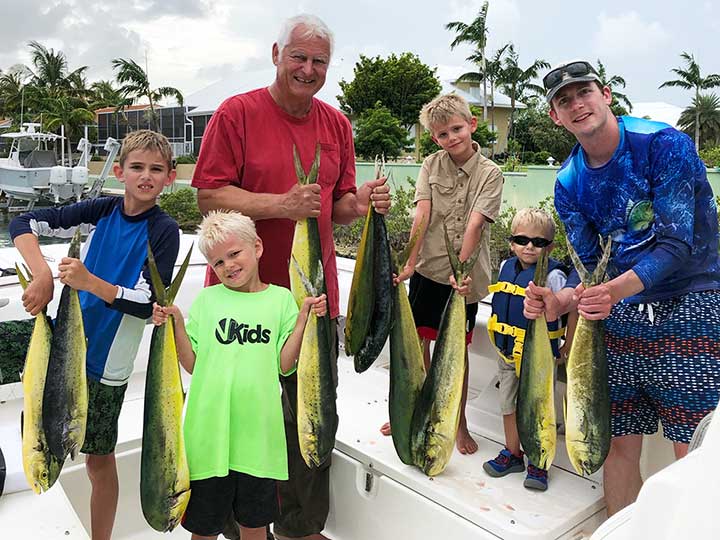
[
  {"left": 543, "top": 61, "right": 598, "bottom": 92},
  {"left": 508, "top": 235, "right": 552, "bottom": 248}
]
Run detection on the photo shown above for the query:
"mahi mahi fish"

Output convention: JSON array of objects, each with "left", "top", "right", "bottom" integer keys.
[
  {"left": 287, "top": 144, "right": 338, "bottom": 468},
  {"left": 410, "top": 227, "right": 480, "bottom": 476},
  {"left": 140, "top": 244, "right": 193, "bottom": 532},
  {"left": 17, "top": 264, "right": 62, "bottom": 494},
  {"left": 517, "top": 248, "right": 557, "bottom": 470},
  {"left": 564, "top": 237, "right": 612, "bottom": 476},
  {"left": 388, "top": 227, "right": 426, "bottom": 465},
  {"left": 289, "top": 143, "right": 322, "bottom": 308},
  {"left": 292, "top": 258, "right": 338, "bottom": 468},
  {"left": 345, "top": 159, "right": 393, "bottom": 373},
  {"left": 42, "top": 229, "right": 87, "bottom": 463}
]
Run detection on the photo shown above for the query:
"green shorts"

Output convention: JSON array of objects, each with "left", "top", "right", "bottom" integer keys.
[{"left": 81, "top": 378, "right": 127, "bottom": 455}]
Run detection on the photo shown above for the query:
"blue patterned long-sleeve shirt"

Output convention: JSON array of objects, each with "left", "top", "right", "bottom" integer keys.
[{"left": 555, "top": 116, "right": 720, "bottom": 303}]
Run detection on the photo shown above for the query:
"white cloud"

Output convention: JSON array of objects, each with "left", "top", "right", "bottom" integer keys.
[{"left": 592, "top": 11, "right": 669, "bottom": 58}]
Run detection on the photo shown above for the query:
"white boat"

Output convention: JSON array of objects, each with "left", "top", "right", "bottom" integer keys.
[
  {"left": 0, "top": 123, "right": 120, "bottom": 212},
  {"left": 0, "top": 235, "right": 679, "bottom": 539}
]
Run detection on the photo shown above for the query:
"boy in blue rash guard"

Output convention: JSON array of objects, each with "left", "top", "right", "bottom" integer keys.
[
  {"left": 524, "top": 60, "right": 720, "bottom": 517},
  {"left": 11, "top": 130, "right": 179, "bottom": 540}
]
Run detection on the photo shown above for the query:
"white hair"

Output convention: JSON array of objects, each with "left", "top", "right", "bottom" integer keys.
[
  {"left": 276, "top": 14, "right": 334, "bottom": 58},
  {"left": 197, "top": 210, "right": 258, "bottom": 259}
]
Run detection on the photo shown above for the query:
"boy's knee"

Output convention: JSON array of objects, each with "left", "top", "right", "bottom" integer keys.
[{"left": 86, "top": 453, "right": 117, "bottom": 482}]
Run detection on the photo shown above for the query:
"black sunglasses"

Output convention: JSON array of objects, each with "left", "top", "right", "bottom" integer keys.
[
  {"left": 508, "top": 235, "right": 552, "bottom": 248},
  {"left": 543, "top": 61, "right": 598, "bottom": 91}
]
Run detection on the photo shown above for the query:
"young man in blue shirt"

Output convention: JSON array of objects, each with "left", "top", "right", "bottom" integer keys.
[{"left": 524, "top": 60, "right": 720, "bottom": 516}]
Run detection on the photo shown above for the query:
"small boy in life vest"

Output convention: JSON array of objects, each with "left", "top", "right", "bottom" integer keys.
[{"left": 484, "top": 207, "right": 568, "bottom": 491}]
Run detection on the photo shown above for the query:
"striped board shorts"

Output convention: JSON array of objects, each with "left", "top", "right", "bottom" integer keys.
[{"left": 604, "top": 290, "right": 720, "bottom": 443}]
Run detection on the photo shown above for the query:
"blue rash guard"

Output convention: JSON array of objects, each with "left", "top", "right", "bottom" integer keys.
[
  {"left": 10, "top": 196, "right": 180, "bottom": 385},
  {"left": 555, "top": 116, "right": 720, "bottom": 303}
]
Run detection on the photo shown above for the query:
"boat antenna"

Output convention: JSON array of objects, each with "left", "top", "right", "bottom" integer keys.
[{"left": 20, "top": 86, "right": 24, "bottom": 127}]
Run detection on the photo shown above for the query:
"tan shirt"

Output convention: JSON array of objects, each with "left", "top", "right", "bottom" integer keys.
[{"left": 414, "top": 143, "right": 504, "bottom": 303}]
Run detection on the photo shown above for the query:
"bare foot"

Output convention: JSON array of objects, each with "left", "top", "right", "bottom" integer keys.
[
  {"left": 456, "top": 426, "right": 478, "bottom": 454},
  {"left": 380, "top": 421, "right": 392, "bottom": 436}
]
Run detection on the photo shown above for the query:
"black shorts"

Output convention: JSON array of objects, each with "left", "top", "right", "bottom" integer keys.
[
  {"left": 182, "top": 471, "right": 279, "bottom": 535},
  {"left": 81, "top": 378, "right": 127, "bottom": 455},
  {"left": 409, "top": 272, "right": 478, "bottom": 343}
]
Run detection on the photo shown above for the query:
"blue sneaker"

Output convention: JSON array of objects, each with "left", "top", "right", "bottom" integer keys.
[
  {"left": 483, "top": 448, "right": 525, "bottom": 477},
  {"left": 524, "top": 463, "right": 548, "bottom": 491}
]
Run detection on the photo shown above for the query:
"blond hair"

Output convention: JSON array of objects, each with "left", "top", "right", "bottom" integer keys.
[
  {"left": 511, "top": 207, "right": 556, "bottom": 239},
  {"left": 197, "top": 211, "right": 259, "bottom": 259},
  {"left": 419, "top": 93, "right": 473, "bottom": 131},
  {"left": 118, "top": 129, "right": 173, "bottom": 170}
]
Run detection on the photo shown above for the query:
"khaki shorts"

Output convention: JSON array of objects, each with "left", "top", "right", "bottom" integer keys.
[{"left": 496, "top": 356, "right": 519, "bottom": 415}]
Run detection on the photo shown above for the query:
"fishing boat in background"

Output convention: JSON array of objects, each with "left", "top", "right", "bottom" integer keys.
[{"left": 0, "top": 123, "right": 120, "bottom": 213}]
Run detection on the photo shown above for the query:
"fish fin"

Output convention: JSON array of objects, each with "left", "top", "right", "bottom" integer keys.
[
  {"left": 396, "top": 215, "right": 426, "bottom": 273},
  {"left": 565, "top": 238, "right": 592, "bottom": 284},
  {"left": 291, "top": 256, "right": 318, "bottom": 297},
  {"left": 443, "top": 222, "right": 461, "bottom": 274},
  {"left": 146, "top": 242, "right": 167, "bottom": 306},
  {"left": 292, "top": 145, "right": 307, "bottom": 185},
  {"left": 532, "top": 249, "right": 549, "bottom": 287},
  {"left": 22, "top": 263, "right": 32, "bottom": 280},
  {"left": 307, "top": 143, "right": 321, "bottom": 184},
  {"left": 591, "top": 236, "right": 613, "bottom": 285},
  {"left": 15, "top": 263, "right": 29, "bottom": 290},
  {"left": 68, "top": 228, "right": 82, "bottom": 258},
  {"left": 166, "top": 245, "right": 193, "bottom": 305},
  {"left": 313, "top": 258, "right": 325, "bottom": 294}
]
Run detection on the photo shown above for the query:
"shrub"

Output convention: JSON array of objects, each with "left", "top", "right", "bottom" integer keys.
[
  {"left": 158, "top": 188, "right": 202, "bottom": 232},
  {"left": 700, "top": 147, "right": 720, "bottom": 168},
  {"left": 175, "top": 155, "right": 197, "bottom": 165}
]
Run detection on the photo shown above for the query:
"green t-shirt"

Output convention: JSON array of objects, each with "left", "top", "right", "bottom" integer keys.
[{"left": 184, "top": 284, "right": 299, "bottom": 481}]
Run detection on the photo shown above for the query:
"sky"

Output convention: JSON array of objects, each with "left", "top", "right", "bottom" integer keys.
[{"left": 0, "top": 0, "right": 718, "bottom": 112}]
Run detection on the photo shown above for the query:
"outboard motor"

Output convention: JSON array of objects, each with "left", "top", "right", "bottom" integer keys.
[
  {"left": 49, "top": 165, "right": 69, "bottom": 203},
  {"left": 71, "top": 166, "right": 89, "bottom": 201}
]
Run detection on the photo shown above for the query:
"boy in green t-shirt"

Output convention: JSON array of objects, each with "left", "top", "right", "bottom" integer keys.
[{"left": 152, "top": 210, "right": 326, "bottom": 540}]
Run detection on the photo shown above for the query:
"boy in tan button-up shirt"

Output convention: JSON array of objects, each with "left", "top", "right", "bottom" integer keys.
[{"left": 380, "top": 93, "right": 503, "bottom": 454}]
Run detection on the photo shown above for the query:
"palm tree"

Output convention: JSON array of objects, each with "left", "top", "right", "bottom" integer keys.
[
  {"left": 40, "top": 94, "right": 95, "bottom": 166},
  {"left": 677, "top": 93, "right": 720, "bottom": 149},
  {"left": 660, "top": 52, "right": 720, "bottom": 148},
  {"left": 498, "top": 45, "right": 550, "bottom": 141},
  {"left": 596, "top": 59, "right": 632, "bottom": 115},
  {"left": 112, "top": 58, "right": 184, "bottom": 132},
  {"left": 446, "top": 1, "right": 490, "bottom": 121},
  {"left": 457, "top": 44, "right": 509, "bottom": 156},
  {"left": 0, "top": 65, "right": 31, "bottom": 124}
]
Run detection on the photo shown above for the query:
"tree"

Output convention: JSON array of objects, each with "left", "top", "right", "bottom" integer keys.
[
  {"left": 512, "top": 101, "right": 576, "bottom": 163},
  {"left": 446, "top": 1, "right": 490, "bottom": 121},
  {"left": 40, "top": 94, "right": 95, "bottom": 165},
  {"left": 112, "top": 58, "right": 184, "bottom": 132},
  {"left": 338, "top": 53, "right": 441, "bottom": 129},
  {"left": 660, "top": 51, "right": 720, "bottom": 148},
  {"left": 0, "top": 66, "right": 31, "bottom": 124},
  {"left": 497, "top": 45, "right": 550, "bottom": 142},
  {"left": 353, "top": 102, "right": 410, "bottom": 161},
  {"left": 678, "top": 93, "right": 720, "bottom": 149},
  {"left": 596, "top": 59, "right": 632, "bottom": 116}
]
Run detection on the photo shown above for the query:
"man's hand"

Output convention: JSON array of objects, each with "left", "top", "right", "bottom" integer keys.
[
  {"left": 282, "top": 183, "right": 321, "bottom": 220},
  {"left": 22, "top": 269, "right": 54, "bottom": 316},
  {"left": 356, "top": 177, "right": 391, "bottom": 216},
  {"left": 524, "top": 281, "right": 563, "bottom": 322},
  {"left": 58, "top": 257, "right": 93, "bottom": 291},
  {"left": 576, "top": 283, "right": 613, "bottom": 320}
]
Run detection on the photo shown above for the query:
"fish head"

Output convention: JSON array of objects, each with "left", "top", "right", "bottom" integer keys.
[{"left": 26, "top": 453, "right": 53, "bottom": 493}]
